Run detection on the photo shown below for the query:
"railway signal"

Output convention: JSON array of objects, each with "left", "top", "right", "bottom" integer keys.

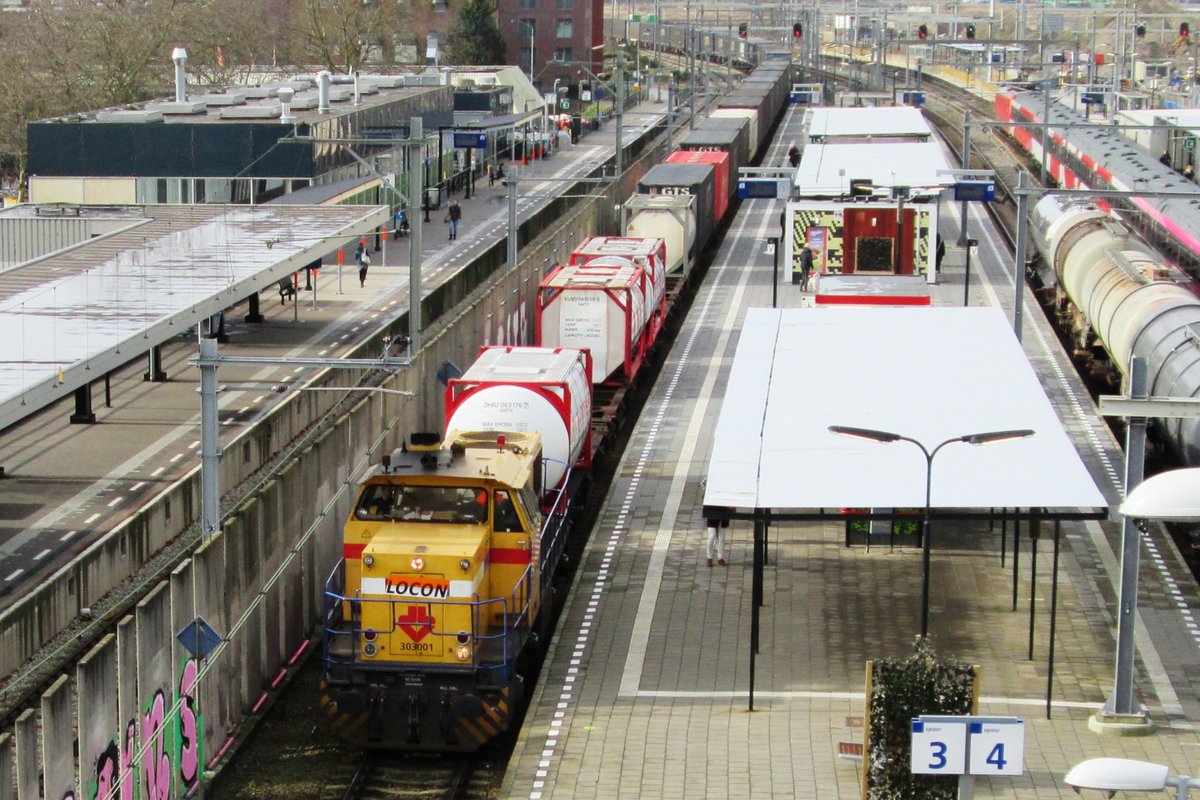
[
  {"left": 966, "top": 23, "right": 976, "bottom": 39},
  {"left": 1136, "top": 23, "right": 1146, "bottom": 37},
  {"left": 1182, "top": 22, "right": 1191, "bottom": 39},
  {"left": 738, "top": 22, "right": 747, "bottom": 38},
  {"left": 793, "top": 22, "right": 802, "bottom": 39},
  {"left": 918, "top": 24, "right": 929, "bottom": 40}
]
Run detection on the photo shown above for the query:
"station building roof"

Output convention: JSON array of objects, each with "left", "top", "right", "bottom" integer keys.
[
  {"left": 703, "top": 307, "right": 1107, "bottom": 513},
  {"left": 794, "top": 141, "right": 951, "bottom": 199},
  {"left": 0, "top": 203, "right": 388, "bottom": 432}
]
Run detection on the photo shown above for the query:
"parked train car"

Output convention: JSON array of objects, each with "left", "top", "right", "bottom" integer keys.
[
  {"left": 637, "top": 162, "right": 717, "bottom": 247},
  {"left": 666, "top": 150, "right": 731, "bottom": 221},
  {"left": 317, "top": 40, "right": 795, "bottom": 755},
  {"left": 996, "top": 89, "right": 1200, "bottom": 278},
  {"left": 678, "top": 124, "right": 750, "bottom": 182},
  {"left": 622, "top": 195, "right": 698, "bottom": 274},
  {"left": 695, "top": 116, "right": 755, "bottom": 163},
  {"left": 1030, "top": 195, "right": 1200, "bottom": 466}
]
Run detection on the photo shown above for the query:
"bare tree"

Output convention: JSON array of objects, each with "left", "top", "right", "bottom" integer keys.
[{"left": 304, "top": 0, "right": 389, "bottom": 73}]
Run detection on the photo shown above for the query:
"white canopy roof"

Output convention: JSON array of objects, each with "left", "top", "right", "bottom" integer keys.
[
  {"left": 795, "top": 141, "right": 951, "bottom": 199},
  {"left": 805, "top": 106, "right": 931, "bottom": 140},
  {"left": 0, "top": 203, "right": 388, "bottom": 431},
  {"left": 703, "top": 307, "right": 1108, "bottom": 511}
]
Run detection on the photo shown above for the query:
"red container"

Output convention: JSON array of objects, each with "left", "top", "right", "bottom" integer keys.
[{"left": 666, "top": 150, "right": 730, "bottom": 225}]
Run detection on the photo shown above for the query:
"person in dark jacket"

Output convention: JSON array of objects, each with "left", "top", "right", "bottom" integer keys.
[
  {"left": 447, "top": 200, "right": 462, "bottom": 240},
  {"left": 798, "top": 244, "right": 814, "bottom": 291},
  {"left": 788, "top": 145, "right": 801, "bottom": 167}
]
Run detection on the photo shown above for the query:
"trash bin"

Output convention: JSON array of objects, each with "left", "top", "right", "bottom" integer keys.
[
  {"left": 425, "top": 186, "right": 441, "bottom": 211},
  {"left": 570, "top": 115, "right": 582, "bottom": 144}
]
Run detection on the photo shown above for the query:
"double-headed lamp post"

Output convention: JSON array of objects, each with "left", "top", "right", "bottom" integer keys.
[
  {"left": 1065, "top": 758, "right": 1200, "bottom": 799},
  {"left": 828, "top": 426, "right": 1036, "bottom": 637}
]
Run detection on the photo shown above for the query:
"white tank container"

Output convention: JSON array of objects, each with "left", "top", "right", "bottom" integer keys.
[
  {"left": 570, "top": 237, "right": 667, "bottom": 313},
  {"left": 622, "top": 195, "right": 696, "bottom": 275},
  {"left": 445, "top": 346, "right": 592, "bottom": 489},
  {"left": 537, "top": 261, "right": 649, "bottom": 384},
  {"left": 568, "top": 236, "right": 672, "bottom": 316}
]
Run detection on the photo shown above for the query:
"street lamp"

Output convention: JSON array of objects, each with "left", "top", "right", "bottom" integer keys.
[
  {"left": 1065, "top": 758, "right": 1200, "bottom": 798},
  {"left": 1120, "top": 467, "right": 1200, "bottom": 521},
  {"left": 828, "top": 425, "right": 1036, "bottom": 637}
]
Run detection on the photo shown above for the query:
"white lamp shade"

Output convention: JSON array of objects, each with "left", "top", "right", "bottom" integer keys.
[
  {"left": 1064, "top": 758, "right": 1170, "bottom": 791},
  {"left": 1120, "top": 468, "right": 1200, "bottom": 522}
]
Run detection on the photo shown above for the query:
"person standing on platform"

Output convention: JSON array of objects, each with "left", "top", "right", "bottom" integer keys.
[
  {"left": 1161, "top": 150, "right": 1173, "bottom": 167},
  {"left": 1186, "top": 163, "right": 1196, "bottom": 181},
  {"left": 447, "top": 199, "right": 462, "bottom": 240},
  {"left": 705, "top": 512, "right": 729, "bottom": 567},
  {"left": 788, "top": 144, "right": 800, "bottom": 167},
  {"left": 798, "top": 243, "right": 814, "bottom": 291},
  {"left": 358, "top": 250, "right": 370, "bottom": 287}
]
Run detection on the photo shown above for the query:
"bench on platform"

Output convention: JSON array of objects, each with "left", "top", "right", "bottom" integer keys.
[{"left": 278, "top": 277, "right": 297, "bottom": 304}]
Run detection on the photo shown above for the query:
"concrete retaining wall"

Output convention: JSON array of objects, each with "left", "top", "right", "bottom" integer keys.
[{"left": 0, "top": 125, "right": 668, "bottom": 797}]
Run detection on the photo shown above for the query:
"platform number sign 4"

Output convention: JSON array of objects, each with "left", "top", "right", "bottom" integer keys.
[
  {"left": 910, "top": 720, "right": 967, "bottom": 775},
  {"left": 967, "top": 720, "right": 1024, "bottom": 776}
]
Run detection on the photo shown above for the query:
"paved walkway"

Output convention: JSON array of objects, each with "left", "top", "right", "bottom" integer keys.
[{"left": 502, "top": 106, "right": 1200, "bottom": 799}]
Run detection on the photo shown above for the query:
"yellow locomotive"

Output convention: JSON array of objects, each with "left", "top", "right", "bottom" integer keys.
[{"left": 319, "top": 430, "right": 571, "bottom": 751}]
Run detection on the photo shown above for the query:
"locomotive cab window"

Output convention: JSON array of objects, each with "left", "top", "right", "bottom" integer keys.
[
  {"left": 355, "top": 484, "right": 488, "bottom": 523},
  {"left": 494, "top": 489, "right": 525, "bottom": 532}
]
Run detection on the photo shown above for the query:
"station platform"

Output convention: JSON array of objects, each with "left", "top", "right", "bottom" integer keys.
[
  {"left": 0, "top": 117, "right": 638, "bottom": 602},
  {"left": 502, "top": 107, "right": 1200, "bottom": 798}
]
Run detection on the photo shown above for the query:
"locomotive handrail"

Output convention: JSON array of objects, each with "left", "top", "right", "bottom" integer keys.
[{"left": 322, "top": 561, "right": 537, "bottom": 677}]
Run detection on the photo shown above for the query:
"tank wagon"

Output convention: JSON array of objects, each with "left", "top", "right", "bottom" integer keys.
[{"left": 1030, "top": 195, "right": 1200, "bottom": 466}]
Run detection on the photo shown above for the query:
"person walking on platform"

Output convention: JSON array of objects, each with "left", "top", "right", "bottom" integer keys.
[
  {"left": 1161, "top": 150, "right": 1173, "bottom": 167},
  {"left": 358, "top": 250, "right": 370, "bottom": 288},
  {"left": 788, "top": 144, "right": 800, "bottom": 168},
  {"left": 705, "top": 513, "right": 729, "bottom": 567},
  {"left": 446, "top": 199, "right": 462, "bottom": 240},
  {"left": 797, "top": 243, "right": 814, "bottom": 291}
]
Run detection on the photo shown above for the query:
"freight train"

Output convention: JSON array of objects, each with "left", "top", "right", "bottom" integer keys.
[
  {"left": 318, "top": 52, "right": 795, "bottom": 752},
  {"left": 1030, "top": 194, "right": 1200, "bottom": 467}
]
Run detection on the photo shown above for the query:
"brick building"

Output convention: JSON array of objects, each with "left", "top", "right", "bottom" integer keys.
[{"left": 495, "top": 0, "right": 604, "bottom": 95}]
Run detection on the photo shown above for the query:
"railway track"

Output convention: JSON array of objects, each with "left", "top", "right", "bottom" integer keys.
[{"left": 324, "top": 753, "right": 499, "bottom": 800}]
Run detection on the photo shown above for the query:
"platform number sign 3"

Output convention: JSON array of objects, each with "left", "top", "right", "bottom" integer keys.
[
  {"left": 910, "top": 720, "right": 967, "bottom": 775},
  {"left": 967, "top": 721, "right": 1024, "bottom": 776}
]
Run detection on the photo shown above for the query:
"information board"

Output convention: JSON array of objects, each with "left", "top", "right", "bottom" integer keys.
[
  {"left": 967, "top": 720, "right": 1024, "bottom": 776},
  {"left": 910, "top": 719, "right": 967, "bottom": 775},
  {"left": 453, "top": 132, "right": 487, "bottom": 149}
]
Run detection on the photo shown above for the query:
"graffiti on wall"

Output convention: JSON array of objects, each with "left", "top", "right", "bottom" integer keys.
[
  {"left": 142, "top": 688, "right": 172, "bottom": 800},
  {"left": 176, "top": 658, "right": 202, "bottom": 793},
  {"left": 89, "top": 741, "right": 118, "bottom": 800}
]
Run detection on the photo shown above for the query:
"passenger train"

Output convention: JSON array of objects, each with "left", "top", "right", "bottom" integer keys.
[{"left": 318, "top": 45, "right": 794, "bottom": 752}]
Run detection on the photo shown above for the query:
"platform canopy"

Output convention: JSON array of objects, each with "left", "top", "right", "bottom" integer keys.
[
  {"left": 795, "top": 141, "right": 951, "bottom": 199},
  {"left": 703, "top": 307, "right": 1108, "bottom": 513},
  {"left": 0, "top": 203, "right": 388, "bottom": 431}
]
